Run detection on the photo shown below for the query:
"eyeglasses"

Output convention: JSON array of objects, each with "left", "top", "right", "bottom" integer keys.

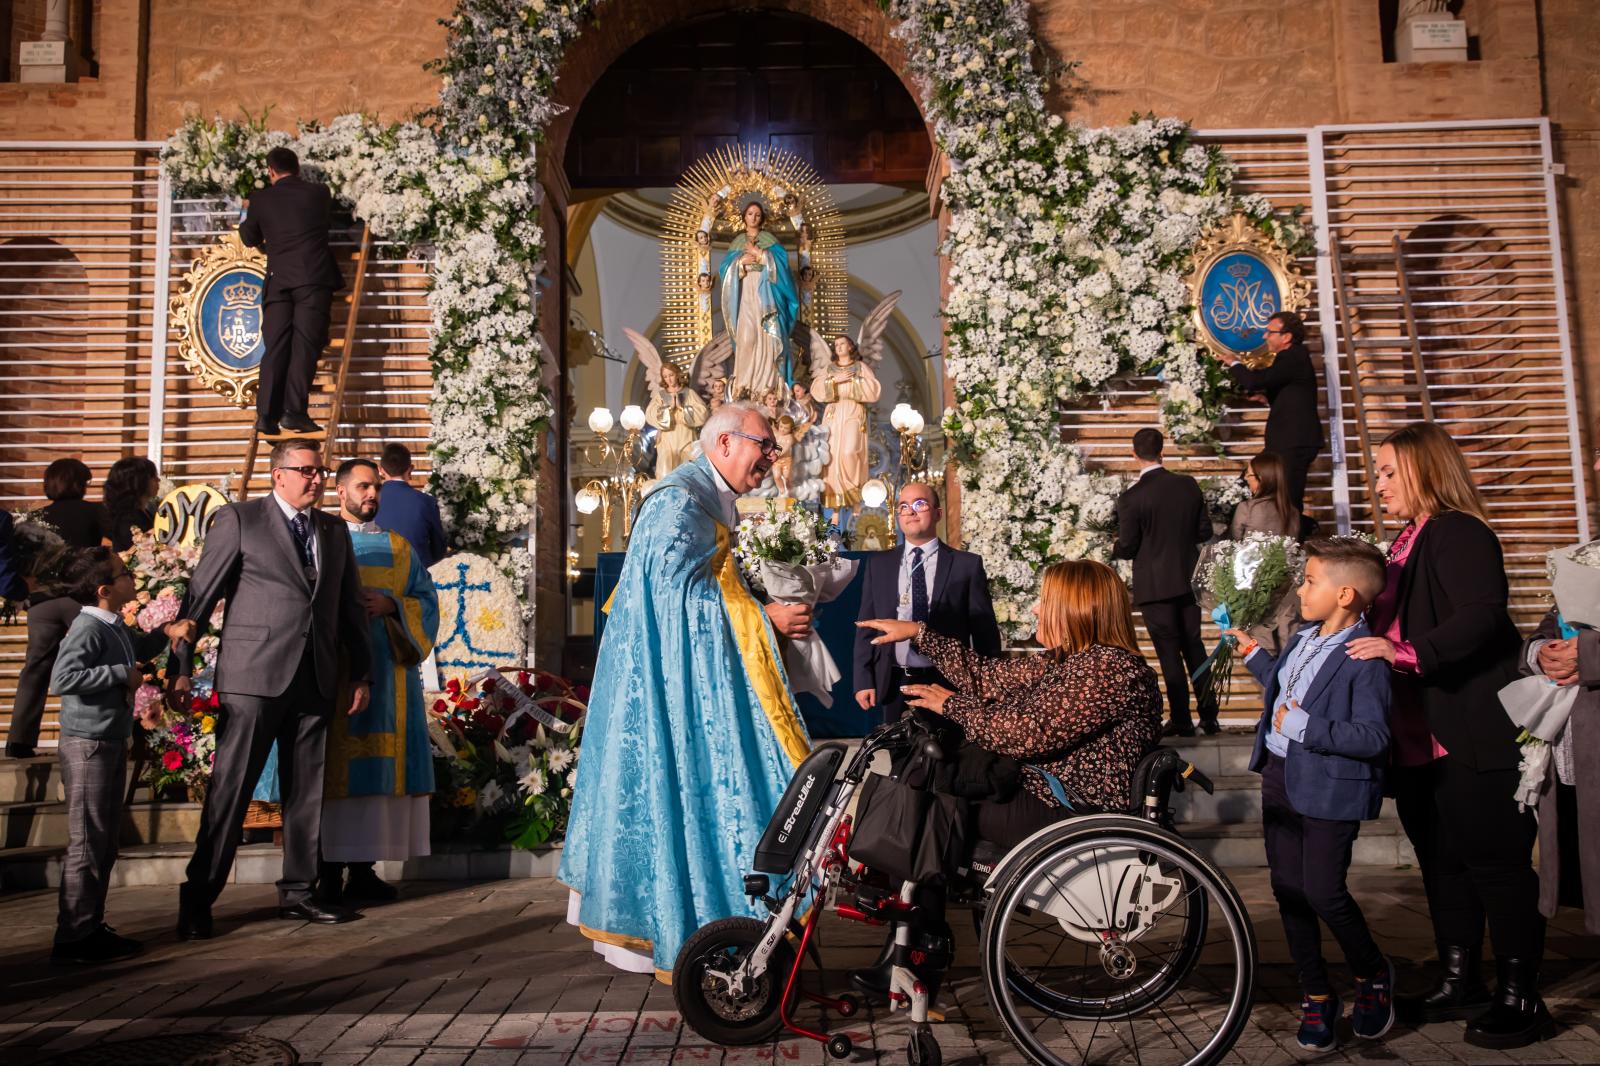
[
  {"left": 276, "top": 464, "right": 333, "bottom": 480},
  {"left": 1264, "top": 329, "right": 1289, "bottom": 336},
  {"left": 727, "top": 430, "right": 782, "bottom": 457},
  {"left": 896, "top": 500, "right": 935, "bottom": 515}
]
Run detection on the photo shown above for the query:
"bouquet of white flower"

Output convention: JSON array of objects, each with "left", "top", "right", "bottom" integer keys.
[
  {"left": 735, "top": 502, "right": 858, "bottom": 707},
  {"left": 1192, "top": 532, "right": 1307, "bottom": 706},
  {"left": 1199, "top": 476, "right": 1252, "bottom": 538}
]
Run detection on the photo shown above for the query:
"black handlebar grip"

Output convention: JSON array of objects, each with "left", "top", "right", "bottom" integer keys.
[{"left": 1182, "top": 763, "right": 1215, "bottom": 794}]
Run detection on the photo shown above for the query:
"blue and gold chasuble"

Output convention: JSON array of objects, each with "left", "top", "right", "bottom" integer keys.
[
  {"left": 326, "top": 530, "right": 439, "bottom": 800},
  {"left": 558, "top": 456, "right": 809, "bottom": 980}
]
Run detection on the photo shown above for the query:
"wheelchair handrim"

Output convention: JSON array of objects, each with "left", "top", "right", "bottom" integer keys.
[{"left": 981, "top": 823, "right": 1256, "bottom": 1066}]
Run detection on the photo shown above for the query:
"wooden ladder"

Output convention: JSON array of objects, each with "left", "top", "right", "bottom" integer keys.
[
  {"left": 1331, "top": 231, "right": 1434, "bottom": 538},
  {"left": 238, "top": 223, "right": 373, "bottom": 499}
]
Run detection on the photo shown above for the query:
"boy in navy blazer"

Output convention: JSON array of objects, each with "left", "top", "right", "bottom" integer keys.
[{"left": 1227, "top": 537, "right": 1394, "bottom": 1051}]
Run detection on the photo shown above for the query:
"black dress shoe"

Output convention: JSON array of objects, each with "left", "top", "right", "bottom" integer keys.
[
  {"left": 51, "top": 925, "right": 143, "bottom": 964},
  {"left": 255, "top": 418, "right": 281, "bottom": 436},
  {"left": 344, "top": 864, "right": 399, "bottom": 902},
  {"left": 279, "top": 413, "right": 323, "bottom": 434},
  {"left": 279, "top": 898, "right": 357, "bottom": 924},
  {"left": 1397, "top": 944, "right": 1492, "bottom": 1023},
  {"left": 177, "top": 908, "right": 213, "bottom": 941},
  {"left": 5, "top": 743, "right": 37, "bottom": 759},
  {"left": 1161, "top": 720, "right": 1196, "bottom": 738},
  {"left": 1198, "top": 718, "right": 1221, "bottom": 735},
  {"left": 1465, "top": 958, "right": 1553, "bottom": 1049}
]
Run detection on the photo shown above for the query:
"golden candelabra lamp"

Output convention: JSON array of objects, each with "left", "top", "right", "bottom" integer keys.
[{"left": 576, "top": 405, "right": 651, "bottom": 550}]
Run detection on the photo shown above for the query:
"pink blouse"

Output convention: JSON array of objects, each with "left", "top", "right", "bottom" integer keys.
[{"left": 1367, "top": 517, "right": 1448, "bottom": 765}]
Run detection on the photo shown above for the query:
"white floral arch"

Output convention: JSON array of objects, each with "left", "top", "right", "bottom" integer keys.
[{"left": 162, "top": 0, "right": 1307, "bottom": 640}]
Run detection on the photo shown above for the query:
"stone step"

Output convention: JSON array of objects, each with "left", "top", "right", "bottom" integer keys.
[
  {"left": 1168, "top": 770, "right": 1400, "bottom": 826},
  {"left": 0, "top": 841, "right": 566, "bottom": 892},
  {"left": 1181, "top": 816, "right": 1417, "bottom": 868},
  {"left": 1154, "top": 731, "right": 1256, "bottom": 778},
  {"left": 0, "top": 815, "right": 1416, "bottom": 893},
  {"left": 0, "top": 754, "right": 63, "bottom": 803},
  {"left": 0, "top": 799, "right": 202, "bottom": 850}
]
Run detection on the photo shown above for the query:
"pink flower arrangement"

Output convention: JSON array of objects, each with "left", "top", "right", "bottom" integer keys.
[
  {"left": 136, "top": 594, "right": 180, "bottom": 632},
  {"left": 133, "top": 684, "right": 164, "bottom": 727}
]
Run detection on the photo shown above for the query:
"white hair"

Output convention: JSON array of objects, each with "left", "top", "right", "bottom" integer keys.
[{"left": 699, "top": 400, "right": 766, "bottom": 454}]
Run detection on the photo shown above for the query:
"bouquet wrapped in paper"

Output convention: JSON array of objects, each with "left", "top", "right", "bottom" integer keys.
[
  {"left": 1547, "top": 540, "right": 1600, "bottom": 630},
  {"left": 1191, "top": 532, "right": 1307, "bottom": 704},
  {"left": 735, "top": 502, "right": 858, "bottom": 707},
  {"left": 1495, "top": 540, "right": 1600, "bottom": 808}
]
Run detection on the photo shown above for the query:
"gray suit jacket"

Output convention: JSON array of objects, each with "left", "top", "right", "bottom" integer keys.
[{"left": 169, "top": 495, "right": 371, "bottom": 700}]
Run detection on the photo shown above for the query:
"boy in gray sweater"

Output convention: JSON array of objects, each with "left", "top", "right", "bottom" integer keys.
[{"left": 49, "top": 547, "right": 193, "bottom": 963}]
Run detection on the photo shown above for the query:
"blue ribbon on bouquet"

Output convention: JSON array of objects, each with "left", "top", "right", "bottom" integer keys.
[
  {"left": 1558, "top": 610, "right": 1579, "bottom": 640},
  {"left": 1191, "top": 604, "right": 1237, "bottom": 683}
]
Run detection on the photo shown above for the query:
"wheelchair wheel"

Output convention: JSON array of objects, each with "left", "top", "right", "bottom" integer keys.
[
  {"left": 980, "top": 816, "right": 1255, "bottom": 1066},
  {"left": 673, "top": 917, "right": 796, "bottom": 1046}
]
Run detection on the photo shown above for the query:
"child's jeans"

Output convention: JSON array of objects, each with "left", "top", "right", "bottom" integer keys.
[
  {"left": 1262, "top": 754, "right": 1386, "bottom": 995},
  {"left": 55, "top": 735, "right": 128, "bottom": 944}
]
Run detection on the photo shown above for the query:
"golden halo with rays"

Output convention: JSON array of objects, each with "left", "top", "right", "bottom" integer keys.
[{"left": 661, "top": 144, "right": 846, "bottom": 365}]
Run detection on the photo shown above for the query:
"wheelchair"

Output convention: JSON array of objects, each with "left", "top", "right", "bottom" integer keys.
[{"left": 671, "top": 715, "right": 1258, "bottom": 1066}]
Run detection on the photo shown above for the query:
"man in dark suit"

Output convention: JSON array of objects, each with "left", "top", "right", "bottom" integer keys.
[
  {"left": 375, "top": 442, "right": 448, "bottom": 569},
  {"left": 1218, "top": 311, "right": 1322, "bottom": 513},
  {"left": 1113, "top": 428, "right": 1217, "bottom": 736},
  {"left": 166, "top": 438, "right": 372, "bottom": 937},
  {"left": 853, "top": 482, "right": 1001, "bottom": 723},
  {"left": 240, "top": 146, "right": 345, "bottom": 436}
]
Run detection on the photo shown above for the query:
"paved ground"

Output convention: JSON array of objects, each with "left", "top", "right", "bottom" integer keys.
[{"left": 0, "top": 870, "right": 1596, "bottom": 1065}]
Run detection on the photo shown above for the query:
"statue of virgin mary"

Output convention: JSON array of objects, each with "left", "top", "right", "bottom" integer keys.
[{"left": 719, "top": 200, "right": 800, "bottom": 400}]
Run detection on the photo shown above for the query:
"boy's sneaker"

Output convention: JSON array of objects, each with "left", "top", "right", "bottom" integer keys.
[
  {"left": 1352, "top": 957, "right": 1397, "bottom": 1040},
  {"left": 1296, "top": 992, "right": 1341, "bottom": 1051},
  {"left": 51, "top": 924, "right": 142, "bottom": 964}
]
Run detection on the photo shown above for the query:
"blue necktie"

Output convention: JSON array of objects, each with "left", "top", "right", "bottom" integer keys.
[
  {"left": 289, "top": 513, "right": 315, "bottom": 569},
  {"left": 910, "top": 547, "right": 928, "bottom": 623}
]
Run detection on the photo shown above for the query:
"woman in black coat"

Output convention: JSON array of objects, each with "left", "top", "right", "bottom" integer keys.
[{"left": 1347, "top": 423, "right": 1547, "bottom": 1049}]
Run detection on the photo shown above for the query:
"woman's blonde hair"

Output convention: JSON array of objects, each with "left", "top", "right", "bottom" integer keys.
[
  {"left": 1380, "top": 422, "right": 1490, "bottom": 524},
  {"left": 1035, "top": 560, "right": 1139, "bottom": 656}
]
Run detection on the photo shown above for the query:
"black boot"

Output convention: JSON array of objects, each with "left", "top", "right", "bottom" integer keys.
[
  {"left": 1464, "top": 958, "right": 1553, "bottom": 1049},
  {"left": 848, "top": 933, "right": 895, "bottom": 1001},
  {"left": 1398, "top": 944, "right": 1492, "bottom": 1023},
  {"left": 344, "top": 862, "right": 399, "bottom": 902}
]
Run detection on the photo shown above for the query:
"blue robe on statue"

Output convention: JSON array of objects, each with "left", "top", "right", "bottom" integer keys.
[{"left": 558, "top": 455, "right": 810, "bottom": 980}]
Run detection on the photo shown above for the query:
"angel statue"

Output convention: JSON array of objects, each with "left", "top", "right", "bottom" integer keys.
[
  {"left": 719, "top": 200, "right": 800, "bottom": 400},
  {"left": 807, "top": 291, "right": 901, "bottom": 516},
  {"left": 750, "top": 379, "right": 830, "bottom": 505},
  {"left": 625, "top": 329, "right": 710, "bottom": 480}
]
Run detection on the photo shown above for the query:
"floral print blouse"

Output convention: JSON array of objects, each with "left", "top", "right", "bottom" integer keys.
[{"left": 912, "top": 625, "right": 1164, "bottom": 811}]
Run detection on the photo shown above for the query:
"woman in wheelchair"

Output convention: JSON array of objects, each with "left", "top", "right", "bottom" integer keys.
[
  {"left": 853, "top": 559, "right": 1164, "bottom": 998},
  {"left": 859, "top": 558, "right": 1163, "bottom": 848}
]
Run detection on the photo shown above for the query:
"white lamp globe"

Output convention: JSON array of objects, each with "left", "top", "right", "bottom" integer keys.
[
  {"left": 574, "top": 487, "right": 600, "bottom": 515},
  {"left": 619, "top": 404, "right": 648, "bottom": 432},
  {"left": 587, "top": 407, "right": 615, "bottom": 435},
  {"left": 890, "top": 403, "right": 914, "bottom": 432},
  {"left": 904, "top": 409, "right": 926, "bottom": 435},
  {"left": 861, "top": 478, "right": 890, "bottom": 510}
]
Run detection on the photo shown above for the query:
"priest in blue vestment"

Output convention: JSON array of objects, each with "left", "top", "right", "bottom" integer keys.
[
  {"left": 560, "top": 401, "right": 815, "bottom": 979},
  {"left": 318, "top": 458, "right": 439, "bottom": 902}
]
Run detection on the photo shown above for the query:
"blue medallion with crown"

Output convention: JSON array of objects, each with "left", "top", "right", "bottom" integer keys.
[
  {"left": 1186, "top": 211, "right": 1312, "bottom": 370},
  {"left": 203, "top": 272, "right": 266, "bottom": 369}
]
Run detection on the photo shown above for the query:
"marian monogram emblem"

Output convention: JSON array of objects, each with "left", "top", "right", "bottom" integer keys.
[
  {"left": 168, "top": 232, "right": 268, "bottom": 407},
  {"left": 1187, "top": 213, "right": 1310, "bottom": 369}
]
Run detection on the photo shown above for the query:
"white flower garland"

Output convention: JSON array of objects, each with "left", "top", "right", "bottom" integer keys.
[
  {"left": 161, "top": 0, "right": 1313, "bottom": 641},
  {"left": 888, "top": 0, "right": 1309, "bottom": 636}
]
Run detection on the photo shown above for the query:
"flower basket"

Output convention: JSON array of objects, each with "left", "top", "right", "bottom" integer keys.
[{"left": 428, "top": 669, "right": 587, "bottom": 852}]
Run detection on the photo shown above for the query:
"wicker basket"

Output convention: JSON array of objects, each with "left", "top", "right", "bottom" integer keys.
[{"left": 243, "top": 800, "right": 283, "bottom": 829}]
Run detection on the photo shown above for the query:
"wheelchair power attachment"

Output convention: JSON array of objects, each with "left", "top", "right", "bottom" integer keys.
[{"left": 671, "top": 716, "right": 1259, "bottom": 1066}]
